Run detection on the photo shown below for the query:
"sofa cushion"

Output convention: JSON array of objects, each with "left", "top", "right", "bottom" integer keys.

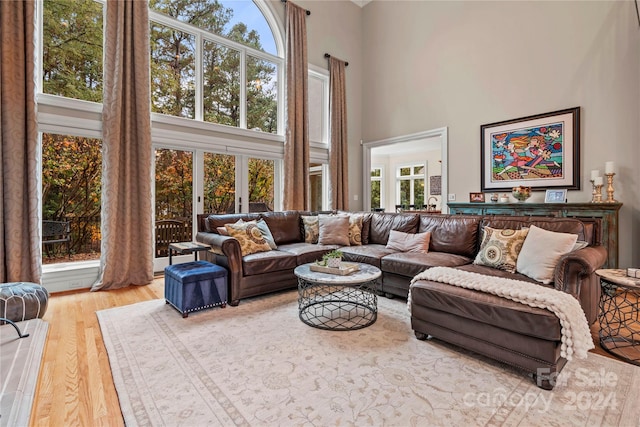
[
  {"left": 385, "top": 230, "right": 431, "bottom": 253},
  {"left": 241, "top": 250, "right": 298, "bottom": 276},
  {"left": 318, "top": 215, "right": 350, "bottom": 245},
  {"left": 348, "top": 214, "right": 364, "bottom": 246},
  {"left": 205, "top": 213, "right": 260, "bottom": 233},
  {"left": 260, "top": 211, "right": 302, "bottom": 245},
  {"left": 225, "top": 221, "right": 272, "bottom": 256},
  {"left": 277, "top": 242, "right": 341, "bottom": 265},
  {"left": 410, "top": 279, "right": 561, "bottom": 341},
  {"left": 517, "top": 225, "right": 578, "bottom": 284},
  {"left": 481, "top": 216, "right": 587, "bottom": 242},
  {"left": 340, "top": 244, "right": 397, "bottom": 268},
  {"left": 369, "top": 213, "right": 419, "bottom": 245},
  {"left": 473, "top": 227, "right": 529, "bottom": 273},
  {"left": 301, "top": 215, "right": 319, "bottom": 243},
  {"left": 418, "top": 215, "right": 481, "bottom": 258},
  {"left": 381, "top": 252, "right": 472, "bottom": 277}
]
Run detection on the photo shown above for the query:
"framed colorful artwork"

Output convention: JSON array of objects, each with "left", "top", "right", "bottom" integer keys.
[{"left": 480, "top": 107, "right": 580, "bottom": 192}]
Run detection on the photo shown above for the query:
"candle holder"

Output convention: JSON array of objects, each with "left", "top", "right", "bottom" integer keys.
[
  {"left": 604, "top": 173, "right": 617, "bottom": 203},
  {"left": 590, "top": 179, "right": 603, "bottom": 203}
]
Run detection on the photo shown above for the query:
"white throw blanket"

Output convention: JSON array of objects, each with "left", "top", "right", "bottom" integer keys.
[{"left": 409, "top": 267, "right": 594, "bottom": 360}]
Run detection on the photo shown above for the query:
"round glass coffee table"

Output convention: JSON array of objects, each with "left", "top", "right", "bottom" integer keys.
[{"left": 294, "top": 262, "right": 381, "bottom": 331}]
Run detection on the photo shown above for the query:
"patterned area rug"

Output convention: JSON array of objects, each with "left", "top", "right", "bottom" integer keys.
[
  {"left": 1, "top": 319, "right": 49, "bottom": 427},
  {"left": 97, "top": 291, "right": 640, "bottom": 426}
]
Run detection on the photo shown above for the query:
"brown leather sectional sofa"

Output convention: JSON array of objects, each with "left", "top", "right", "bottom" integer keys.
[{"left": 196, "top": 210, "right": 607, "bottom": 389}]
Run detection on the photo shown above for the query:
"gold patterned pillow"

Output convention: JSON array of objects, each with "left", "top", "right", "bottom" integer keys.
[
  {"left": 225, "top": 220, "right": 272, "bottom": 256},
  {"left": 348, "top": 215, "right": 363, "bottom": 246},
  {"left": 301, "top": 215, "right": 319, "bottom": 243},
  {"left": 473, "top": 227, "right": 529, "bottom": 273}
]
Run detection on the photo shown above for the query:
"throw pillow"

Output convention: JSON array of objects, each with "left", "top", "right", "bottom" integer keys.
[
  {"left": 301, "top": 215, "right": 319, "bottom": 243},
  {"left": 225, "top": 220, "right": 272, "bottom": 256},
  {"left": 318, "top": 215, "right": 350, "bottom": 246},
  {"left": 218, "top": 218, "right": 244, "bottom": 235},
  {"left": 348, "top": 215, "right": 363, "bottom": 246},
  {"left": 256, "top": 219, "right": 277, "bottom": 249},
  {"left": 516, "top": 225, "right": 578, "bottom": 284},
  {"left": 385, "top": 230, "right": 431, "bottom": 253},
  {"left": 573, "top": 240, "right": 589, "bottom": 251},
  {"left": 473, "top": 227, "right": 529, "bottom": 273}
]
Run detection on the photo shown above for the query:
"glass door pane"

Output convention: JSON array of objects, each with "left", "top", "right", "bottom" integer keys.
[
  {"left": 41, "top": 133, "right": 102, "bottom": 264},
  {"left": 154, "top": 148, "right": 193, "bottom": 257},
  {"left": 248, "top": 158, "right": 274, "bottom": 212},
  {"left": 204, "top": 153, "right": 236, "bottom": 214}
]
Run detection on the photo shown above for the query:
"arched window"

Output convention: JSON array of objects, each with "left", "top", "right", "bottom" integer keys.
[{"left": 149, "top": 0, "right": 282, "bottom": 133}]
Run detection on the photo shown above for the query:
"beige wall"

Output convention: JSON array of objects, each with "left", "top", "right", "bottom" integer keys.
[{"left": 361, "top": 0, "right": 640, "bottom": 267}]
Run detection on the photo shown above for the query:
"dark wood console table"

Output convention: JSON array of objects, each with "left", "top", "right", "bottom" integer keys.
[{"left": 447, "top": 202, "right": 622, "bottom": 269}]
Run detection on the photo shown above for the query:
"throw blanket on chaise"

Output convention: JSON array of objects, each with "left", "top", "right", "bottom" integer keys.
[{"left": 409, "top": 266, "right": 594, "bottom": 361}]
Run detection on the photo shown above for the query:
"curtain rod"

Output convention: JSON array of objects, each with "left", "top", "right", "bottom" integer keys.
[
  {"left": 281, "top": 0, "right": 311, "bottom": 16},
  {"left": 324, "top": 53, "right": 349, "bottom": 67}
]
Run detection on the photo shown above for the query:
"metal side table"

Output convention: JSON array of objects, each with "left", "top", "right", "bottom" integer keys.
[{"left": 596, "top": 269, "right": 640, "bottom": 366}]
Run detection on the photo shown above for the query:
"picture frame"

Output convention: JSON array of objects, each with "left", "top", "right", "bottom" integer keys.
[
  {"left": 544, "top": 189, "right": 567, "bottom": 203},
  {"left": 469, "top": 192, "right": 485, "bottom": 203},
  {"left": 480, "top": 107, "right": 580, "bottom": 192}
]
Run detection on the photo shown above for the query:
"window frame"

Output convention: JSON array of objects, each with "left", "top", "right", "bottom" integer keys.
[
  {"left": 395, "top": 162, "right": 426, "bottom": 207},
  {"left": 370, "top": 165, "right": 385, "bottom": 210}
]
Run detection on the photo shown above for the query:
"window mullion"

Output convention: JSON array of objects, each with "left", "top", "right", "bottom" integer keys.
[
  {"left": 240, "top": 50, "right": 247, "bottom": 129},
  {"left": 195, "top": 33, "right": 203, "bottom": 121}
]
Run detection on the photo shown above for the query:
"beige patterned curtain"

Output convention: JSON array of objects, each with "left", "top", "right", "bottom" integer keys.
[
  {"left": 283, "top": 1, "right": 309, "bottom": 210},
  {"left": 329, "top": 57, "right": 349, "bottom": 211},
  {"left": 0, "top": 0, "right": 41, "bottom": 283},
  {"left": 92, "top": 0, "right": 153, "bottom": 291}
]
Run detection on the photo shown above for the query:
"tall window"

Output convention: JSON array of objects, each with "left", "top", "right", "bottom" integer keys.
[
  {"left": 42, "top": 0, "right": 104, "bottom": 102},
  {"left": 371, "top": 167, "right": 383, "bottom": 210},
  {"left": 41, "top": 133, "right": 102, "bottom": 263},
  {"left": 397, "top": 164, "right": 425, "bottom": 208},
  {"left": 149, "top": 0, "right": 280, "bottom": 133}
]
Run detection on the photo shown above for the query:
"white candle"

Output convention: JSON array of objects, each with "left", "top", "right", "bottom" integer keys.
[
  {"left": 590, "top": 169, "right": 600, "bottom": 180},
  {"left": 594, "top": 176, "right": 603, "bottom": 186},
  {"left": 605, "top": 161, "right": 615, "bottom": 174}
]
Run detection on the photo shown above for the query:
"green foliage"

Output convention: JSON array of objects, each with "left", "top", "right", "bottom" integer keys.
[{"left": 42, "top": 0, "right": 103, "bottom": 102}]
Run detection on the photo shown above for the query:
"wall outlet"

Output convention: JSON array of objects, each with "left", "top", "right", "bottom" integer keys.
[
  {"left": 353, "top": 194, "right": 359, "bottom": 201},
  {"left": 447, "top": 194, "right": 456, "bottom": 201}
]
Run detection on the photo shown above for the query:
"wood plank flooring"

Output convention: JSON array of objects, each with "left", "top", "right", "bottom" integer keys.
[
  {"left": 29, "top": 279, "right": 618, "bottom": 426},
  {"left": 31, "top": 278, "right": 164, "bottom": 426}
]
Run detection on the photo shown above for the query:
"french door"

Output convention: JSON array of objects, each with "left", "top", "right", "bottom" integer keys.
[{"left": 153, "top": 147, "right": 279, "bottom": 271}]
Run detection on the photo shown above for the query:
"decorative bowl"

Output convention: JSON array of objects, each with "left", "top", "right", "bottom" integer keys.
[{"left": 511, "top": 186, "right": 531, "bottom": 202}]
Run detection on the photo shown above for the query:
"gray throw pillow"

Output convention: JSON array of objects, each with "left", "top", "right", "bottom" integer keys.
[{"left": 318, "top": 216, "right": 350, "bottom": 246}]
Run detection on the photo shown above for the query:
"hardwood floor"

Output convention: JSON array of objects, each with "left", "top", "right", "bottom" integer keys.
[
  {"left": 30, "top": 278, "right": 164, "bottom": 426},
  {"left": 30, "top": 279, "right": 619, "bottom": 425}
]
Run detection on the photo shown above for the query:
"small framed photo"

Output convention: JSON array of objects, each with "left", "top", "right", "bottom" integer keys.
[
  {"left": 544, "top": 189, "right": 567, "bottom": 203},
  {"left": 469, "top": 192, "right": 485, "bottom": 203}
]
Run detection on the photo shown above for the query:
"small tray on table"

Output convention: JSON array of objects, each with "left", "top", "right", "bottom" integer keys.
[{"left": 309, "top": 262, "right": 360, "bottom": 276}]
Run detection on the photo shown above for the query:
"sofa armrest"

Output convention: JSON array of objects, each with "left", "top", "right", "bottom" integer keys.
[
  {"left": 553, "top": 245, "right": 607, "bottom": 323},
  {"left": 196, "top": 231, "right": 244, "bottom": 304},
  {"left": 554, "top": 245, "right": 607, "bottom": 294}
]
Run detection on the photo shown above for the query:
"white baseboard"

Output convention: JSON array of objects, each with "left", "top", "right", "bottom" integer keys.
[{"left": 42, "top": 260, "right": 100, "bottom": 293}]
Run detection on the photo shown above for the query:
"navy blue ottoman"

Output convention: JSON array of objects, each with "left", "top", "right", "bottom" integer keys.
[{"left": 164, "top": 261, "right": 227, "bottom": 318}]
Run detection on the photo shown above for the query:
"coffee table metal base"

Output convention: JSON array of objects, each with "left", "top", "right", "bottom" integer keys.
[{"left": 298, "top": 278, "right": 377, "bottom": 331}]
